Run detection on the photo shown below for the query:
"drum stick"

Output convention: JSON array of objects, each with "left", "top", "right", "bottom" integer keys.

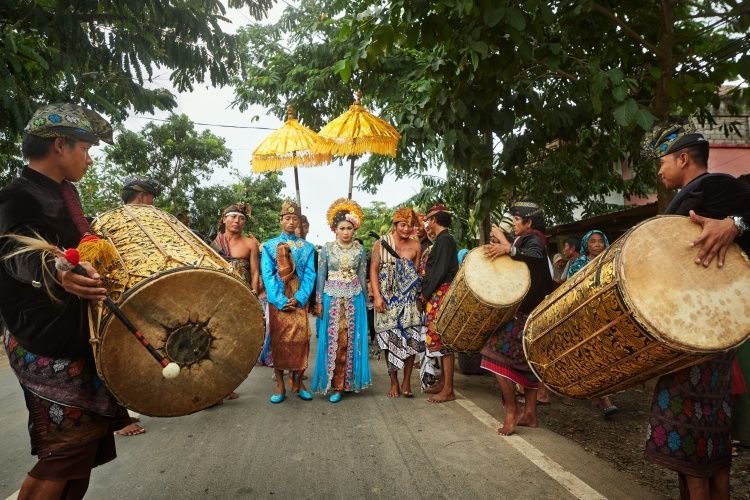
[{"left": 68, "top": 265, "right": 181, "bottom": 379}]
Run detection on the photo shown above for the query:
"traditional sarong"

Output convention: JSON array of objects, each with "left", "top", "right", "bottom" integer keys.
[
  {"left": 480, "top": 313, "right": 539, "bottom": 389},
  {"left": 268, "top": 242, "right": 309, "bottom": 371},
  {"left": 732, "top": 342, "right": 750, "bottom": 445},
  {"left": 375, "top": 250, "right": 423, "bottom": 372},
  {"left": 420, "top": 283, "right": 451, "bottom": 389},
  {"left": 645, "top": 352, "right": 734, "bottom": 477},
  {"left": 3, "top": 330, "right": 129, "bottom": 480}
]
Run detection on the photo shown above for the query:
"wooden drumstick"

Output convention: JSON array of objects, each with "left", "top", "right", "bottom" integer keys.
[{"left": 63, "top": 259, "right": 181, "bottom": 379}]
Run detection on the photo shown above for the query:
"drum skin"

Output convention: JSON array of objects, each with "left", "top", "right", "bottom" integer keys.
[
  {"left": 524, "top": 216, "right": 750, "bottom": 399},
  {"left": 90, "top": 205, "right": 263, "bottom": 416},
  {"left": 435, "top": 248, "right": 530, "bottom": 352}
]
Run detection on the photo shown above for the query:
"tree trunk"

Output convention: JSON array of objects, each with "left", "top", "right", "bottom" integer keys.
[{"left": 654, "top": 0, "right": 677, "bottom": 214}]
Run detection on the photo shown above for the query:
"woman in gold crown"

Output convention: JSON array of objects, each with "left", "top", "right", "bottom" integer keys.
[{"left": 310, "top": 199, "right": 372, "bottom": 403}]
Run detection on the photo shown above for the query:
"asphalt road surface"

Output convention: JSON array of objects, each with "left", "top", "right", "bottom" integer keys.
[{"left": 0, "top": 336, "right": 665, "bottom": 500}]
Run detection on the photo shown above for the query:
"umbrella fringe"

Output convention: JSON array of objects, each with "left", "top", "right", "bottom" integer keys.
[
  {"left": 315, "top": 137, "right": 397, "bottom": 158},
  {"left": 252, "top": 154, "right": 331, "bottom": 173}
]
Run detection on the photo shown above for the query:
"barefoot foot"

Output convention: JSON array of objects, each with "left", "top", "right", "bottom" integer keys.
[
  {"left": 427, "top": 391, "right": 455, "bottom": 403},
  {"left": 115, "top": 422, "right": 146, "bottom": 436},
  {"left": 387, "top": 383, "right": 400, "bottom": 398}
]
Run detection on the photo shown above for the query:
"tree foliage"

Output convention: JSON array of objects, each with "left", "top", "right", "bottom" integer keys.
[
  {"left": 233, "top": 0, "right": 750, "bottom": 236},
  {"left": 0, "top": 0, "right": 273, "bottom": 183}
]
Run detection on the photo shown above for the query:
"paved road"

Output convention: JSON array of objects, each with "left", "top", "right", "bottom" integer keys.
[{"left": 0, "top": 338, "right": 665, "bottom": 500}]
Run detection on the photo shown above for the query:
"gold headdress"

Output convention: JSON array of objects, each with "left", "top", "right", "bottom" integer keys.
[
  {"left": 280, "top": 200, "right": 301, "bottom": 218},
  {"left": 326, "top": 198, "right": 364, "bottom": 230}
]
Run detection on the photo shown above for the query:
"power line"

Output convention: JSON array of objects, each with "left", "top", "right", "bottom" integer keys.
[{"left": 131, "top": 115, "right": 277, "bottom": 130}]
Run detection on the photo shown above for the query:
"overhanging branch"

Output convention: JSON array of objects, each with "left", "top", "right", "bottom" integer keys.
[{"left": 590, "top": 3, "right": 659, "bottom": 53}]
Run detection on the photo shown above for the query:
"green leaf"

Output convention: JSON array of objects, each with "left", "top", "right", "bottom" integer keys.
[
  {"left": 505, "top": 7, "right": 526, "bottom": 31},
  {"left": 483, "top": 7, "right": 504, "bottom": 27},
  {"left": 634, "top": 108, "right": 656, "bottom": 131},
  {"left": 333, "top": 58, "right": 352, "bottom": 83},
  {"left": 613, "top": 98, "right": 638, "bottom": 126},
  {"left": 612, "top": 84, "right": 628, "bottom": 102}
]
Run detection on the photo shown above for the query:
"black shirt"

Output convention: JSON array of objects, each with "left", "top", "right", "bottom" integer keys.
[
  {"left": 422, "top": 229, "right": 458, "bottom": 299},
  {"left": 665, "top": 173, "right": 750, "bottom": 253},
  {"left": 0, "top": 167, "right": 89, "bottom": 357},
  {"left": 511, "top": 232, "right": 554, "bottom": 314}
]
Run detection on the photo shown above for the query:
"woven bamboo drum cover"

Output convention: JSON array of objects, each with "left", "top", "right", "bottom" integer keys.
[
  {"left": 524, "top": 216, "right": 750, "bottom": 399},
  {"left": 435, "top": 248, "right": 530, "bottom": 352},
  {"left": 89, "top": 205, "right": 263, "bottom": 416}
]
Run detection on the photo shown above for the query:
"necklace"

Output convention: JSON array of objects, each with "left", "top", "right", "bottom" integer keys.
[{"left": 336, "top": 240, "right": 353, "bottom": 249}]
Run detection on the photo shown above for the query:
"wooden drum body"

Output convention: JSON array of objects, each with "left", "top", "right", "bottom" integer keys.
[
  {"left": 524, "top": 216, "right": 750, "bottom": 399},
  {"left": 435, "top": 248, "right": 530, "bottom": 352},
  {"left": 90, "top": 205, "right": 264, "bottom": 417}
]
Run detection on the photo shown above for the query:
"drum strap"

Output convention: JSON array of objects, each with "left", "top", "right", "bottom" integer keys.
[{"left": 379, "top": 238, "right": 402, "bottom": 261}]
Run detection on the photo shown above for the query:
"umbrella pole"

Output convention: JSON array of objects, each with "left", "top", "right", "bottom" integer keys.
[
  {"left": 294, "top": 166, "right": 301, "bottom": 207},
  {"left": 347, "top": 156, "right": 355, "bottom": 200}
]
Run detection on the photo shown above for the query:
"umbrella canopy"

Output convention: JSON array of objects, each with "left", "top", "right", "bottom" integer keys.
[
  {"left": 315, "top": 92, "right": 400, "bottom": 198},
  {"left": 252, "top": 106, "right": 331, "bottom": 206}
]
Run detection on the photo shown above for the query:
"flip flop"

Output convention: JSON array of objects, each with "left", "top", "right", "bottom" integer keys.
[{"left": 402, "top": 391, "right": 414, "bottom": 398}]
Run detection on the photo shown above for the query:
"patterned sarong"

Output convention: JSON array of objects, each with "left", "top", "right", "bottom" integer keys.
[
  {"left": 645, "top": 352, "right": 734, "bottom": 477},
  {"left": 480, "top": 313, "right": 538, "bottom": 389},
  {"left": 420, "top": 283, "right": 451, "bottom": 389},
  {"left": 2, "top": 330, "right": 128, "bottom": 479},
  {"left": 375, "top": 258, "right": 423, "bottom": 372},
  {"left": 268, "top": 242, "right": 309, "bottom": 371}
]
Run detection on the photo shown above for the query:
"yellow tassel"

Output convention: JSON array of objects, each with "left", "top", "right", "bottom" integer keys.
[{"left": 77, "top": 237, "right": 118, "bottom": 274}]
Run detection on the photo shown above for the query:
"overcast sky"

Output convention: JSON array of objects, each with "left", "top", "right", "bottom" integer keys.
[{"left": 105, "top": 3, "right": 436, "bottom": 245}]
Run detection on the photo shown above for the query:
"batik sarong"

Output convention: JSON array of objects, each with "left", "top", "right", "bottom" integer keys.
[
  {"left": 645, "top": 352, "right": 734, "bottom": 477},
  {"left": 375, "top": 252, "right": 423, "bottom": 372},
  {"left": 257, "top": 296, "right": 273, "bottom": 367},
  {"left": 3, "top": 331, "right": 129, "bottom": 479},
  {"left": 420, "top": 283, "right": 451, "bottom": 389},
  {"left": 479, "top": 313, "right": 538, "bottom": 389},
  {"left": 268, "top": 242, "right": 309, "bottom": 371}
]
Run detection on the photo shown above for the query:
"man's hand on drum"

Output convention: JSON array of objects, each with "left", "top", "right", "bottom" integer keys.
[
  {"left": 484, "top": 242, "right": 511, "bottom": 259},
  {"left": 57, "top": 262, "right": 107, "bottom": 301},
  {"left": 688, "top": 210, "right": 739, "bottom": 268},
  {"left": 282, "top": 297, "right": 298, "bottom": 311}
]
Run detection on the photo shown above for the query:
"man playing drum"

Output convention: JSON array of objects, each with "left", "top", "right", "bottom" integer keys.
[
  {"left": 370, "top": 207, "right": 423, "bottom": 398},
  {"left": 645, "top": 124, "right": 750, "bottom": 499},
  {"left": 261, "top": 200, "right": 316, "bottom": 403},
  {"left": 419, "top": 204, "right": 459, "bottom": 403},
  {"left": 482, "top": 200, "right": 554, "bottom": 435},
  {"left": 121, "top": 177, "right": 160, "bottom": 206},
  {"left": 0, "top": 103, "right": 130, "bottom": 500}
]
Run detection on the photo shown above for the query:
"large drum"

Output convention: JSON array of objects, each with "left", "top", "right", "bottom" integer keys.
[
  {"left": 524, "top": 216, "right": 750, "bottom": 399},
  {"left": 435, "top": 248, "right": 530, "bottom": 352},
  {"left": 89, "top": 205, "right": 263, "bottom": 417}
]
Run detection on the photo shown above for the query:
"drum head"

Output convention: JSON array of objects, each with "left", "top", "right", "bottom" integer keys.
[
  {"left": 463, "top": 249, "right": 530, "bottom": 306},
  {"left": 619, "top": 215, "right": 750, "bottom": 352},
  {"left": 98, "top": 268, "right": 263, "bottom": 417}
]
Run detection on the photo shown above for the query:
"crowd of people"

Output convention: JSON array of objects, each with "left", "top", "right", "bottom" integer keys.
[{"left": 1, "top": 103, "right": 749, "bottom": 500}]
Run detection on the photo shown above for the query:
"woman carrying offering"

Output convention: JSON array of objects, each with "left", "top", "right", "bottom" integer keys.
[{"left": 311, "top": 199, "right": 372, "bottom": 403}]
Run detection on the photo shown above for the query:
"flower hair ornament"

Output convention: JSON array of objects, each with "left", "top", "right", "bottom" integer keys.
[{"left": 326, "top": 198, "right": 364, "bottom": 231}]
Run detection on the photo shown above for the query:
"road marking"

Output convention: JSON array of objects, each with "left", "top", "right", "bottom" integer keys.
[
  {"left": 454, "top": 390, "right": 607, "bottom": 500},
  {"left": 4, "top": 490, "right": 19, "bottom": 500}
]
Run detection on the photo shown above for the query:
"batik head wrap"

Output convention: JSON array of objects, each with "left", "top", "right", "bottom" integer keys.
[
  {"left": 326, "top": 198, "right": 364, "bottom": 231},
  {"left": 644, "top": 122, "right": 707, "bottom": 159},
  {"left": 392, "top": 207, "right": 417, "bottom": 226},
  {"left": 580, "top": 229, "right": 610, "bottom": 257},
  {"left": 510, "top": 200, "right": 544, "bottom": 218},
  {"left": 24, "top": 102, "right": 114, "bottom": 145},
  {"left": 219, "top": 202, "right": 250, "bottom": 232},
  {"left": 425, "top": 203, "right": 450, "bottom": 220},
  {"left": 121, "top": 177, "right": 161, "bottom": 203}
]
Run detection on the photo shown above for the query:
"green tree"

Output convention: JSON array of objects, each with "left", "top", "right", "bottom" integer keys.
[
  {"left": 190, "top": 172, "right": 286, "bottom": 242},
  {"left": 356, "top": 201, "right": 394, "bottom": 251},
  {"left": 1, "top": 0, "right": 273, "bottom": 183},
  {"left": 99, "top": 114, "right": 232, "bottom": 212}
]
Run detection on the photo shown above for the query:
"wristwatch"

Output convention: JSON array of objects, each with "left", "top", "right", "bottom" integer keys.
[{"left": 731, "top": 216, "right": 747, "bottom": 236}]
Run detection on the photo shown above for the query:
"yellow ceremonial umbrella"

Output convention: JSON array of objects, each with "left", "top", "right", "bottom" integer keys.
[
  {"left": 314, "top": 92, "right": 400, "bottom": 199},
  {"left": 252, "top": 106, "right": 332, "bottom": 206}
]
